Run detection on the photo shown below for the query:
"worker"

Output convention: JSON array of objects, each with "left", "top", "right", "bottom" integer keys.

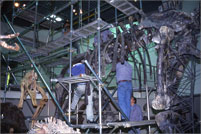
[
  {"left": 116, "top": 58, "right": 133, "bottom": 121},
  {"left": 70, "top": 63, "right": 95, "bottom": 123},
  {"left": 129, "top": 96, "right": 143, "bottom": 134}
]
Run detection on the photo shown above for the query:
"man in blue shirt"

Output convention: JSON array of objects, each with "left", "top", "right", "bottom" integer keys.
[
  {"left": 116, "top": 60, "right": 133, "bottom": 121},
  {"left": 129, "top": 96, "right": 143, "bottom": 134},
  {"left": 70, "top": 63, "right": 94, "bottom": 123}
]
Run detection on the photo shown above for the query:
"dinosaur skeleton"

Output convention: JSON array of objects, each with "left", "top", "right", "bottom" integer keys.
[
  {"left": 138, "top": 8, "right": 200, "bottom": 132},
  {"left": 0, "top": 33, "right": 20, "bottom": 51},
  {"left": 139, "top": 9, "right": 200, "bottom": 109},
  {"left": 18, "top": 70, "right": 48, "bottom": 125}
]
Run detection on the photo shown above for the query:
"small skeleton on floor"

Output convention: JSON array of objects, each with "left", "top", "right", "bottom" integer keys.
[
  {"left": 18, "top": 70, "right": 48, "bottom": 125},
  {"left": 28, "top": 117, "right": 80, "bottom": 134},
  {"left": 0, "top": 33, "right": 20, "bottom": 51}
]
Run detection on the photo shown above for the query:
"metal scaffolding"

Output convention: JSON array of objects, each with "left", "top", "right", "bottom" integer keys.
[
  {"left": 1, "top": 0, "right": 164, "bottom": 133},
  {"left": 105, "top": 0, "right": 141, "bottom": 16}
]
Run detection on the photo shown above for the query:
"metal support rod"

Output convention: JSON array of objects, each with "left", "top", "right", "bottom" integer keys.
[
  {"left": 3, "top": 15, "right": 71, "bottom": 126},
  {"left": 143, "top": 43, "right": 151, "bottom": 133},
  {"left": 58, "top": 81, "right": 70, "bottom": 93},
  {"left": 12, "top": 0, "right": 15, "bottom": 24},
  {"left": 97, "top": 0, "right": 102, "bottom": 133},
  {"left": 33, "top": 0, "right": 38, "bottom": 48},
  {"left": 140, "top": 0, "right": 143, "bottom": 10},
  {"left": 84, "top": 60, "right": 137, "bottom": 133},
  {"left": 119, "top": 112, "right": 122, "bottom": 134},
  {"left": 115, "top": 7, "right": 118, "bottom": 27},
  {"left": 2, "top": 55, "right": 18, "bottom": 85},
  {"left": 68, "top": 2, "right": 74, "bottom": 123},
  {"left": 79, "top": 0, "right": 83, "bottom": 53},
  {"left": 3, "top": 56, "right": 9, "bottom": 102},
  {"left": 50, "top": 22, "right": 53, "bottom": 41},
  {"left": 97, "top": 0, "right": 101, "bottom": 79},
  {"left": 88, "top": 0, "right": 90, "bottom": 23},
  {"left": 146, "top": 85, "right": 151, "bottom": 134},
  {"left": 133, "top": 51, "right": 137, "bottom": 86},
  {"left": 109, "top": 126, "right": 118, "bottom": 134},
  {"left": 86, "top": 79, "right": 116, "bottom": 134},
  {"left": 190, "top": 59, "right": 196, "bottom": 133},
  {"left": 76, "top": 103, "right": 79, "bottom": 125},
  {"left": 89, "top": 78, "right": 99, "bottom": 90},
  {"left": 68, "top": 83, "right": 72, "bottom": 122},
  {"left": 79, "top": 0, "right": 82, "bottom": 28}
]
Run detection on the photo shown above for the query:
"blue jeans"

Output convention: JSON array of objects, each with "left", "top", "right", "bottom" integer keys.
[{"left": 117, "top": 81, "right": 133, "bottom": 120}]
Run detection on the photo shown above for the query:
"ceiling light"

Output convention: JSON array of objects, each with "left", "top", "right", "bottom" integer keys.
[
  {"left": 14, "top": 2, "right": 20, "bottom": 8},
  {"left": 134, "top": 0, "right": 137, "bottom": 2},
  {"left": 50, "top": 14, "right": 56, "bottom": 18},
  {"left": 23, "top": 4, "right": 26, "bottom": 7},
  {"left": 73, "top": 9, "right": 76, "bottom": 13},
  {"left": 109, "top": 0, "right": 114, "bottom": 3},
  {"left": 56, "top": 17, "right": 62, "bottom": 22},
  {"left": 80, "top": 9, "right": 83, "bottom": 14}
]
